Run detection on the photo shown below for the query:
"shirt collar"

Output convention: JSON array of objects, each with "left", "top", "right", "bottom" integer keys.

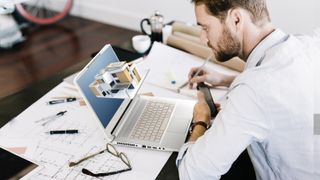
[{"left": 245, "top": 29, "right": 287, "bottom": 69}]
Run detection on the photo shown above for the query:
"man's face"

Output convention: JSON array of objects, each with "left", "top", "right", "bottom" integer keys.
[{"left": 195, "top": 4, "right": 241, "bottom": 62}]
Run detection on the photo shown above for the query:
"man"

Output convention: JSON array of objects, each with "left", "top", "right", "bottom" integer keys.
[{"left": 176, "top": 0, "right": 320, "bottom": 179}]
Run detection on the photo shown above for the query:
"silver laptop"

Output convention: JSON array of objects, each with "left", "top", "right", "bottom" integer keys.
[{"left": 74, "top": 44, "right": 195, "bottom": 152}]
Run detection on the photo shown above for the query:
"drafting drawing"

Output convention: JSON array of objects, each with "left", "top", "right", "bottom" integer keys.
[
  {"left": 27, "top": 144, "right": 124, "bottom": 180},
  {"left": 0, "top": 82, "right": 171, "bottom": 180}
]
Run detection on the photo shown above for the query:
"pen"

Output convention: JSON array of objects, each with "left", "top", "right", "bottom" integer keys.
[
  {"left": 46, "top": 129, "right": 79, "bottom": 135},
  {"left": 47, "top": 97, "right": 77, "bottom": 105},
  {"left": 177, "top": 53, "right": 213, "bottom": 92}
]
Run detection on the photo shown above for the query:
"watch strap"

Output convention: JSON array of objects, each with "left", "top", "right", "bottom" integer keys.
[{"left": 189, "top": 121, "right": 209, "bottom": 134}]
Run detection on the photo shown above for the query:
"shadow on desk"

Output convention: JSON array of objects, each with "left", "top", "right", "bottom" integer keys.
[{"left": 0, "top": 45, "right": 255, "bottom": 180}]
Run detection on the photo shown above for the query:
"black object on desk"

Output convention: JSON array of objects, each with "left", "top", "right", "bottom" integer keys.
[
  {"left": 47, "top": 97, "right": 77, "bottom": 105},
  {"left": 47, "top": 129, "right": 79, "bottom": 135}
]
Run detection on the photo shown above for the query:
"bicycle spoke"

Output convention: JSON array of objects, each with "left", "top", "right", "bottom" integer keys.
[
  {"left": 30, "top": 0, "right": 42, "bottom": 18},
  {"left": 40, "top": 0, "right": 47, "bottom": 18},
  {"left": 25, "top": 4, "right": 32, "bottom": 13},
  {"left": 44, "top": 0, "right": 51, "bottom": 18},
  {"left": 44, "top": 0, "right": 56, "bottom": 18},
  {"left": 25, "top": 0, "right": 36, "bottom": 13}
]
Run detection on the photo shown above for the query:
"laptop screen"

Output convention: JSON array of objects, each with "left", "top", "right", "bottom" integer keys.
[{"left": 76, "top": 46, "right": 124, "bottom": 127}]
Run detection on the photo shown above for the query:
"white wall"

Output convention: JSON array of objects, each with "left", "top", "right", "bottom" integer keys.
[
  {"left": 68, "top": 0, "right": 195, "bottom": 31},
  {"left": 267, "top": 0, "right": 320, "bottom": 35},
  {"left": 66, "top": 0, "right": 319, "bottom": 35}
]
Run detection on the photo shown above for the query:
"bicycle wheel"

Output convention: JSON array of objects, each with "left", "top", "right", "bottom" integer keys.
[{"left": 15, "top": 0, "right": 73, "bottom": 25}]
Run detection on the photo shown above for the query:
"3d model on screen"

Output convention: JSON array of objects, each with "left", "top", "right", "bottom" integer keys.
[{"left": 90, "top": 61, "right": 141, "bottom": 99}]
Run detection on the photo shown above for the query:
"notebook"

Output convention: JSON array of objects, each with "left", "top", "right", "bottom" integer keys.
[{"left": 74, "top": 44, "right": 195, "bottom": 151}]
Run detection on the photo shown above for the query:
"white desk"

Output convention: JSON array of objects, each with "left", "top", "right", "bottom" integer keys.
[{"left": 0, "top": 43, "right": 237, "bottom": 179}]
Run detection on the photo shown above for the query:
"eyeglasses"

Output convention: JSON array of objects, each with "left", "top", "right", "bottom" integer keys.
[{"left": 69, "top": 143, "right": 132, "bottom": 177}]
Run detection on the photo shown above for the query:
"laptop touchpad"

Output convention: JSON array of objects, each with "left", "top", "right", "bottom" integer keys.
[
  {"left": 167, "top": 117, "right": 190, "bottom": 134},
  {"left": 161, "top": 131, "right": 185, "bottom": 150}
]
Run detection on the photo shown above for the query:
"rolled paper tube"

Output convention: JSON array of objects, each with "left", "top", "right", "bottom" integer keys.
[
  {"left": 172, "top": 21, "right": 202, "bottom": 37},
  {"left": 167, "top": 34, "right": 245, "bottom": 72},
  {"left": 173, "top": 31, "right": 205, "bottom": 45}
]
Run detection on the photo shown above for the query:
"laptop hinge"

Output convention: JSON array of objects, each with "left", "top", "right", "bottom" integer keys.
[{"left": 111, "top": 99, "right": 133, "bottom": 134}]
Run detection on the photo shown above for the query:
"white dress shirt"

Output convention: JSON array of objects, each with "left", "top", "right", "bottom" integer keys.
[{"left": 176, "top": 29, "right": 320, "bottom": 180}]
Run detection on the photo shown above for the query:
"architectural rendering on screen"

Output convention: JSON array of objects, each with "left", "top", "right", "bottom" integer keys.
[{"left": 89, "top": 61, "right": 141, "bottom": 99}]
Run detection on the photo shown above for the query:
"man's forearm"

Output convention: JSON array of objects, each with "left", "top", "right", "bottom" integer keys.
[
  {"left": 188, "top": 125, "right": 207, "bottom": 142},
  {"left": 221, "top": 75, "right": 236, "bottom": 87}
]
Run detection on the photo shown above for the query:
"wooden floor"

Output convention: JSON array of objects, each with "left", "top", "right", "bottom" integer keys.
[{"left": 0, "top": 15, "right": 138, "bottom": 99}]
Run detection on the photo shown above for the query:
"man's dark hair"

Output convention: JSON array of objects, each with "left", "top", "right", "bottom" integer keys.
[{"left": 192, "top": 0, "right": 270, "bottom": 24}]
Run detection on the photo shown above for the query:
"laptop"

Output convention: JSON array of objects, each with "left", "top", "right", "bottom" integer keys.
[{"left": 74, "top": 44, "right": 195, "bottom": 151}]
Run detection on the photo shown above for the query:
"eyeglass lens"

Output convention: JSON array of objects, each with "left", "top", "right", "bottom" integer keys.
[
  {"left": 107, "top": 143, "right": 118, "bottom": 157},
  {"left": 119, "top": 152, "right": 131, "bottom": 167}
]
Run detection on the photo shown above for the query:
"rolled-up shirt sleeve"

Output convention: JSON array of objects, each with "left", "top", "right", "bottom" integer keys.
[
  {"left": 176, "top": 142, "right": 194, "bottom": 167},
  {"left": 176, "top": 84, "right": 271, "bottom": 179}
]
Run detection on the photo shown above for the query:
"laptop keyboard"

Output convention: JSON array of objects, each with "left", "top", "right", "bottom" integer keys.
[{"left": 130, "top": 100, "right": 175, "bottom": 142}]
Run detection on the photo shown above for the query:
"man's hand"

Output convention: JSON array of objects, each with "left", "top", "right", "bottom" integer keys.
[
  {"left": 189, "top": 91, "right": 221, "bottom": 142},
  {"left": 188, "top": 92, "right": 211, "bottom": 142},
  {"left": 188, "top": 67, "right": 236, "bottom": 88}
]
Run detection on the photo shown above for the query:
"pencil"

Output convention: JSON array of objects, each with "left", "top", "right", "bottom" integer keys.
[{"left": 177, "top": 53, "right": 213, "bottom": 92}]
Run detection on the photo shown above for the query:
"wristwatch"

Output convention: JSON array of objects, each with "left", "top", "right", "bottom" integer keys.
[{"left": 189, "top": 121, "right": 210, "bottom": 134}]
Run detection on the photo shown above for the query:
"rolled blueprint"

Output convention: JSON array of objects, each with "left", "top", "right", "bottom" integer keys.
[
  {"left": 172, "top": 31, "right": 204, "bottom": 45},
  {"left": 172, "top": 22, "right": 202, "bottom": 37}
]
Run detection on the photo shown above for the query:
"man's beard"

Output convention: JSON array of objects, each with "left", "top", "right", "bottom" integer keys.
[{"left": 209, "top": 26, "right": 241, "bottom": 62}]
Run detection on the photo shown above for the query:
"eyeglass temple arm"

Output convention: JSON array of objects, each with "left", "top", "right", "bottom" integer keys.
[
  {"left": 69, "top": 149, "right": 105, "bottom": 167},
  {"left": 82, "top": 167, "right": 132, "bottom": 177}
]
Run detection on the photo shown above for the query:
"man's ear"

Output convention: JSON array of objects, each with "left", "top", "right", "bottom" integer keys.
[{"left": 226, "top": 8, "right": 243, "bottom": 32}]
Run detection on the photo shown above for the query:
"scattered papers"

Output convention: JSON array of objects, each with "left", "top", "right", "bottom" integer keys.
[{"left": 0, "top": 82, "right": 171, "bottom": 180}]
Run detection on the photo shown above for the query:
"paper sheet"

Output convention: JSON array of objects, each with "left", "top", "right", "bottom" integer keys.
[
  {"left": 136, "top": 42, "right": 238, "bottom": 91},
  {"left": 0, "top": 82, "right": 171, "bottom": 180}
]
